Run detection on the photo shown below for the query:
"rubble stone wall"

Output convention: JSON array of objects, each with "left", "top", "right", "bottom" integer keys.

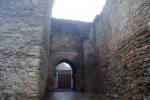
[
  {"left": 0, "top": 0, "right": 53, "bottom": 99},
  {"left": 84, "top": 0, "right": 150, "bottom": 99}
]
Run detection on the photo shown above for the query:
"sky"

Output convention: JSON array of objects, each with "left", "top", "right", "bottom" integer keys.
[
  {"left": 52, "top": 0, "right": 106, "bottom": 22},
  {"left": 56, "top": 63, "right": 71, "bottom": 70}
]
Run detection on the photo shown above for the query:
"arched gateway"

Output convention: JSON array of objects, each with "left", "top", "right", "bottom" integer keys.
[
  {"left": 47, "top": 18, "right": 91, "bottom": 91},
  {"left": 54, "top": 59, "right": 76, "bottom": 90}
]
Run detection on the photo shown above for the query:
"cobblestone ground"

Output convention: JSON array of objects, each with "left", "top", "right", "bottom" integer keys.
[{"left": 43, "top": 90, "right": 119, "bottom": 100}]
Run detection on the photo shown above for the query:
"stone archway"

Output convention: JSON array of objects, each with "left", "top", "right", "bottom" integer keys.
[
  {"left": 48, "top": 21, "right": 84, "bottom": 91},
  {"left": 55, "top": 63, "right": 72, "bottom": 89},
  {"left": 56, "top": 59, "right": 76, "bottom": 90},
  {"left": 47, "top": 18, "right": 91, "bottom": 92}
]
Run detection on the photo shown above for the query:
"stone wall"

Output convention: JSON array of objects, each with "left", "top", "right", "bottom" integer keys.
[
  {"left": 49, "top": 18, "right": 91, "bottom": 91},
  {"left": 84, "top": 0, "right": 150, "bottom": 99},
  {"left": 0, "top": 0, "right": 149, "bottom": 99},
  {"left": 0, "top": 0, "right": 53, "bottom": 100}
]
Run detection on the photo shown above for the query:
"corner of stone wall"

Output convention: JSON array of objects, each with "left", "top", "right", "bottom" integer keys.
[{"left": 38, "top": 0, "right": 53, "bottom": 99}]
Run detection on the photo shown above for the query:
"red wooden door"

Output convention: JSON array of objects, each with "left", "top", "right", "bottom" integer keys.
[{"left": 58, "top": 74, "right": 71, "bottom": 89}]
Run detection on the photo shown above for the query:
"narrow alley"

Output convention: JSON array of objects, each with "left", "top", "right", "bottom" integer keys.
[{"left": 0, "top": 0, "right": 150, "bottom": 100}]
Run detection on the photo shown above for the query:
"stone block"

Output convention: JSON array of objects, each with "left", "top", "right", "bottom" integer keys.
[
  {"left": 124, "top": 94, "right": 132, "bottom": 99},
  {"left": 28, "top": 72, "right": 36, "bottom": 77},
  {"left": 133, "top": 89, "right": 140, "bottom": 93},
  {"left": 148, "top": 21, "right": 150, "bottom": 26},
  {"left": 136, "top": 94, "right": 143, "bottom": 100},
  {"left": 3, "top": 90, "right": 15, "bottom": 95}
]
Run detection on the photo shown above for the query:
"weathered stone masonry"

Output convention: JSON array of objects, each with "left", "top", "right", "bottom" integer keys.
[
  {"left": 84, "top": 0, "right": 150, "bottom": 100},
  {"left": 0, "top": 0, "right": 150, "bottom": 100},
  {"left": 0, "top": 0, "right": 53, "bottom": 100},
  {"left": 49, "top": 18, "right": 91, "bottom": 91}
]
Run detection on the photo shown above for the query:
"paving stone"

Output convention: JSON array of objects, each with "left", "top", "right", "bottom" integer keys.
[{"left": 44, "top": 91, "right": 119, "bottom": 100}]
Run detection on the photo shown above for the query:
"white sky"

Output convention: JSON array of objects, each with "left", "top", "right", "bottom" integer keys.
[
  {"left": 56, "top": 63, "right": 71, "bottom": 70},
  {"left": 52, "top": 0, "right": 106, "bottom": 22}
]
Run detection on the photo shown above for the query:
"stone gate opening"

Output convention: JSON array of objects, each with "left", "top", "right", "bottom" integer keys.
[
  {"left": 49, "top": 19, "right": 91, "bottom": 92},
  {"left": 55, "top": 59, "right": 76, "bottom": 91},
  {"left": 54, "top": 62, "right": 72, "bottom": 89}
]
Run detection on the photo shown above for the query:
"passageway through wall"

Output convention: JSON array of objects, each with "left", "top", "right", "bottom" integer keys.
[
  {"left": 54, "top": 62, "right": 73, "bottom": 89},
  {"left": 54, "top": 59, "right": 76, "bottom": 91},
  {"left": 49, "top": 19, "right": 91, "bottom": 91}
]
